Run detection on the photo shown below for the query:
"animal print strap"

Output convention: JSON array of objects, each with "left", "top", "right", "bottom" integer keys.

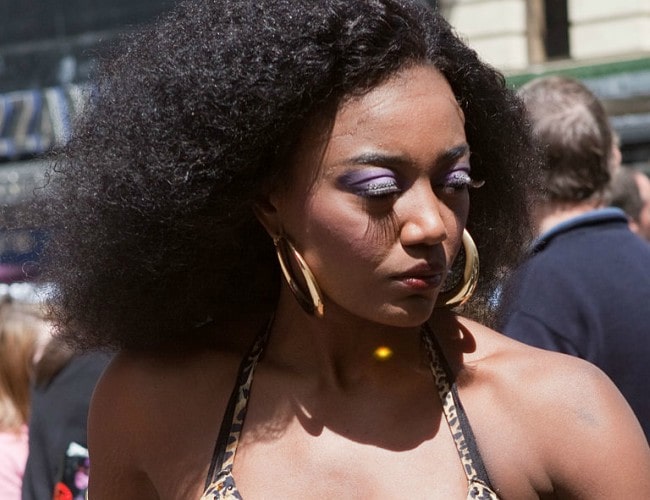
[
  {"left": 204, "top": 319, "right": 273, "bottom": 490},
  {"left": 421, "top": 324, "right": 496, "bottom": 495}
]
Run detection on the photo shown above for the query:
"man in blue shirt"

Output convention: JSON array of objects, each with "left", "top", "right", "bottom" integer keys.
[{"left": 497, "top": 76, "right": 650, "bottom": 440}]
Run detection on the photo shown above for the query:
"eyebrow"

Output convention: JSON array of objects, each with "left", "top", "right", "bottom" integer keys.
[
  {"left": 345, "top": 152, "right": 411, "bottom": 168},
  {"left": 344, "top": 143, "right": 470, "bottom": 169},
  {"left": 439, "top": 144, "right": 470, "bottom": 164}
]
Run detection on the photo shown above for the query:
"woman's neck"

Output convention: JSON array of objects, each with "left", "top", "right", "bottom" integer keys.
[{"left": 264, "top": 291, "right": 429, "bottom": 392}]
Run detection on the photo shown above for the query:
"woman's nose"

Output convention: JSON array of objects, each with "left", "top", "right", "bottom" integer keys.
[{"left": 397, "top": 183, "right": 448, "bottom": 247}]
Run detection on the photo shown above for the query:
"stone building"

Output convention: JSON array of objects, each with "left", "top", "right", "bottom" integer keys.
[{"left": 442, "top": 0, "right": 650, "bottom": 166}]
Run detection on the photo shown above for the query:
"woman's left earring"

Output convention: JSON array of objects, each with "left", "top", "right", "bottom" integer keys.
[
  {"left": 274, "top": 236, "right": 325, "bottom": 318},
  {"left": 435, "top": 229, "right": 480, "bottom": 309}
]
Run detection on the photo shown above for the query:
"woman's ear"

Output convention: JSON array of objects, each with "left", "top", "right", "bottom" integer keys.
[{"left": 253, "top": 193, "right": 281, "bottom": 238}]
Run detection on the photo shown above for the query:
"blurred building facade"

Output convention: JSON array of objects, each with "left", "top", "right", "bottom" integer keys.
[
  {"left": 442, "top": 0, "right": 650, "bottom": 167},
  {"left": 1, "top": 0, "right": 649, "bottom": 280},
  {"left": 0, "top": 0, "right": 175, "bottom": 281}
]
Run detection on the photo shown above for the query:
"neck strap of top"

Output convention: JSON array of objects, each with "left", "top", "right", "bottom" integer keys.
[
  {"left": 203, "top": 318, "right": 272, "bottom": 490},
  {"left": 421, "top": 322, "right": 494, "bottom": 490},
  {"left": 204, "top": 320, "right": 495, "bottom": 494}
]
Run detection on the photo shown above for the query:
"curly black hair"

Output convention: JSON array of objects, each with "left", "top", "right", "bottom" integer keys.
[{"left": 38, "top": 0, "right": 539, "bottom": 351}]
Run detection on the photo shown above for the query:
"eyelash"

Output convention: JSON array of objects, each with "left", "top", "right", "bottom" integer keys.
[
  {"left": 436, "top": 170, "right": 484, "bottom": 194},
  {"left": 359, "top": 180, "right": 401, "bottom": 198},
  {"left": 359, "top": 171, "right": 483, "bottom": 199}
]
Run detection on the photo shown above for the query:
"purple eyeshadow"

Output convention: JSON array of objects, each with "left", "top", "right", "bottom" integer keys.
[
  {"left": 337, "top": 167, "right": 399, "bottom": 195},
  {"left": 445, "top": 168, "right": 471, "bottom": 182},
  {"left": 439, "top": 163, "right": 485, "bottom": 190},
  {"left": 338, "top": 167, "right": 396, "bottom": 187}
]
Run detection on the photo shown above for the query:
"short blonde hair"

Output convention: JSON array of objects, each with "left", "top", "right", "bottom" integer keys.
[{"left": 519, "top": 76, "right": 614, "bottom": 202}]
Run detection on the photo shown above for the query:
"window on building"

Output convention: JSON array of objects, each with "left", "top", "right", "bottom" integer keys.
[
  {"left": 544, "top": 0, "right": 569, "bottom": 59},
  {"left": 527, "top": 0, "right": 570, "bottom": 64}
]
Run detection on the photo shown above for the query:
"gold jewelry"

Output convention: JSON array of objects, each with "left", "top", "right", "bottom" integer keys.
[
  {"left": 274, "top": 236, "right": 324, "bottom": 318},
  {"left": 435, "top": 229, "right": 479, "bottom": 308}
]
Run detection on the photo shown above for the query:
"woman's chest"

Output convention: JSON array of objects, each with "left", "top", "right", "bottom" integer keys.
[{"left": 222, "top": 423, "right": 470, "bottom": 500}]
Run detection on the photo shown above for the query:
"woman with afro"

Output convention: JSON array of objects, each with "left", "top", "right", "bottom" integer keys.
[{"left": 39, "top": 0, "right": 649, "bottom": 498}]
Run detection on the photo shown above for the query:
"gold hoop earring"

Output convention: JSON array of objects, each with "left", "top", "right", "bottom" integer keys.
[
  {"left": 435, "top": 229, "right": 479, "bottom": 308},
  {"left": 274, "top": 236, "right": 324, "bottom": 318}
]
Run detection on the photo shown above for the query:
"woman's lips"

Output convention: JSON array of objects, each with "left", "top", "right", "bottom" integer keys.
[
  {"left": 393, "top": 264, "right": 445, "bottom": 290},
  {"left": 396, "top": 274, "right": 444, "bottom": 290}
]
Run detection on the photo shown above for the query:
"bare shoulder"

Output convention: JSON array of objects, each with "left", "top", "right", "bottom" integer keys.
[
  {"left": 456, "top": 315, "right": 614, "bottom": 392},
  {"left": 456, "top": 316, "right": 638, "bottom": 422},
  {"left": 88, "top": 341, "right": 247, "bottom": 498},
  {"left": 91, "top": 346, "right": 241, "bottom": 428},
  {"left": 450, "top": 316, "right": 650, "bottom": 497}
]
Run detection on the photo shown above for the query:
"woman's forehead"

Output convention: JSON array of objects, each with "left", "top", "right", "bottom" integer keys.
[{"left": 334, "top": 66, "right": 462, "bottom": 133}]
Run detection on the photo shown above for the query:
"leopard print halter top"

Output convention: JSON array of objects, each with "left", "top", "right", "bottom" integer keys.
[{"left": 201, "top": 323, "right": 500, "bottom": 499}]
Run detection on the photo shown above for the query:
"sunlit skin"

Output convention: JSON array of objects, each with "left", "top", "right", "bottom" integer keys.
[
  {"left": 246, "top": 66, "right": 478, "bottom": 498},
  {"left": 87, "top": 65, "right": 650, "bottom": 500},
  {"left": 259, "top": 64, "right": 471, "bottom": 332}
]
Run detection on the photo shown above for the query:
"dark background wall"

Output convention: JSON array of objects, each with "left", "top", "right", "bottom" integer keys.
[
  {"left": 0, "top": 0, "right": 176, "bottom": 93},
  {"left": 0, "top": 0, "right": 176, "bottom": 281},
  {"left": 0, "top": 0, "right": 437, "bottom": 93}
]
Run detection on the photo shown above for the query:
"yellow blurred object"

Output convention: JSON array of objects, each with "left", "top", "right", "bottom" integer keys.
[{"left": 373, "top": 346, "right": 393, "bottom": 361}]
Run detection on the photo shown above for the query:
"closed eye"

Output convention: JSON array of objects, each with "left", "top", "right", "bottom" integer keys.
[
  {"left": 435, "top": 167, "right": 484, "bottom": 195},
  {"left": 337, "top": 167, "right": 401, "bottom": 199},
  {"left": 359, "top": 177, "right": 401, "bottom": 198}
]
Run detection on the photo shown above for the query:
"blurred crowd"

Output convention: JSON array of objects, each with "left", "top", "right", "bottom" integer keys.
[{"left": 0, "top": 284, "right": 110, "bottom": 500}]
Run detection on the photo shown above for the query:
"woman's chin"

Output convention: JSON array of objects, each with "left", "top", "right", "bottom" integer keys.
[{"left": 369, "top": 301, "right": 436, "bottom": 329}]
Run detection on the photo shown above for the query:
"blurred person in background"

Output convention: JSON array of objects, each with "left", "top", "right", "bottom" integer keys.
[
  {"left": 631, "top": 168, "right": 650, "bottom": 241},
  {"left": 0, "top": 297, "right": 43, "bottom": 499},
  {"left": 609, "top": 166, "right": 650, "bottom": 241},
  {"left": 21, "top": 336, "right": 111, "bottom": 500},
  {"left": 497, "top": 75, "right": 650, "bottom": 440}
]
